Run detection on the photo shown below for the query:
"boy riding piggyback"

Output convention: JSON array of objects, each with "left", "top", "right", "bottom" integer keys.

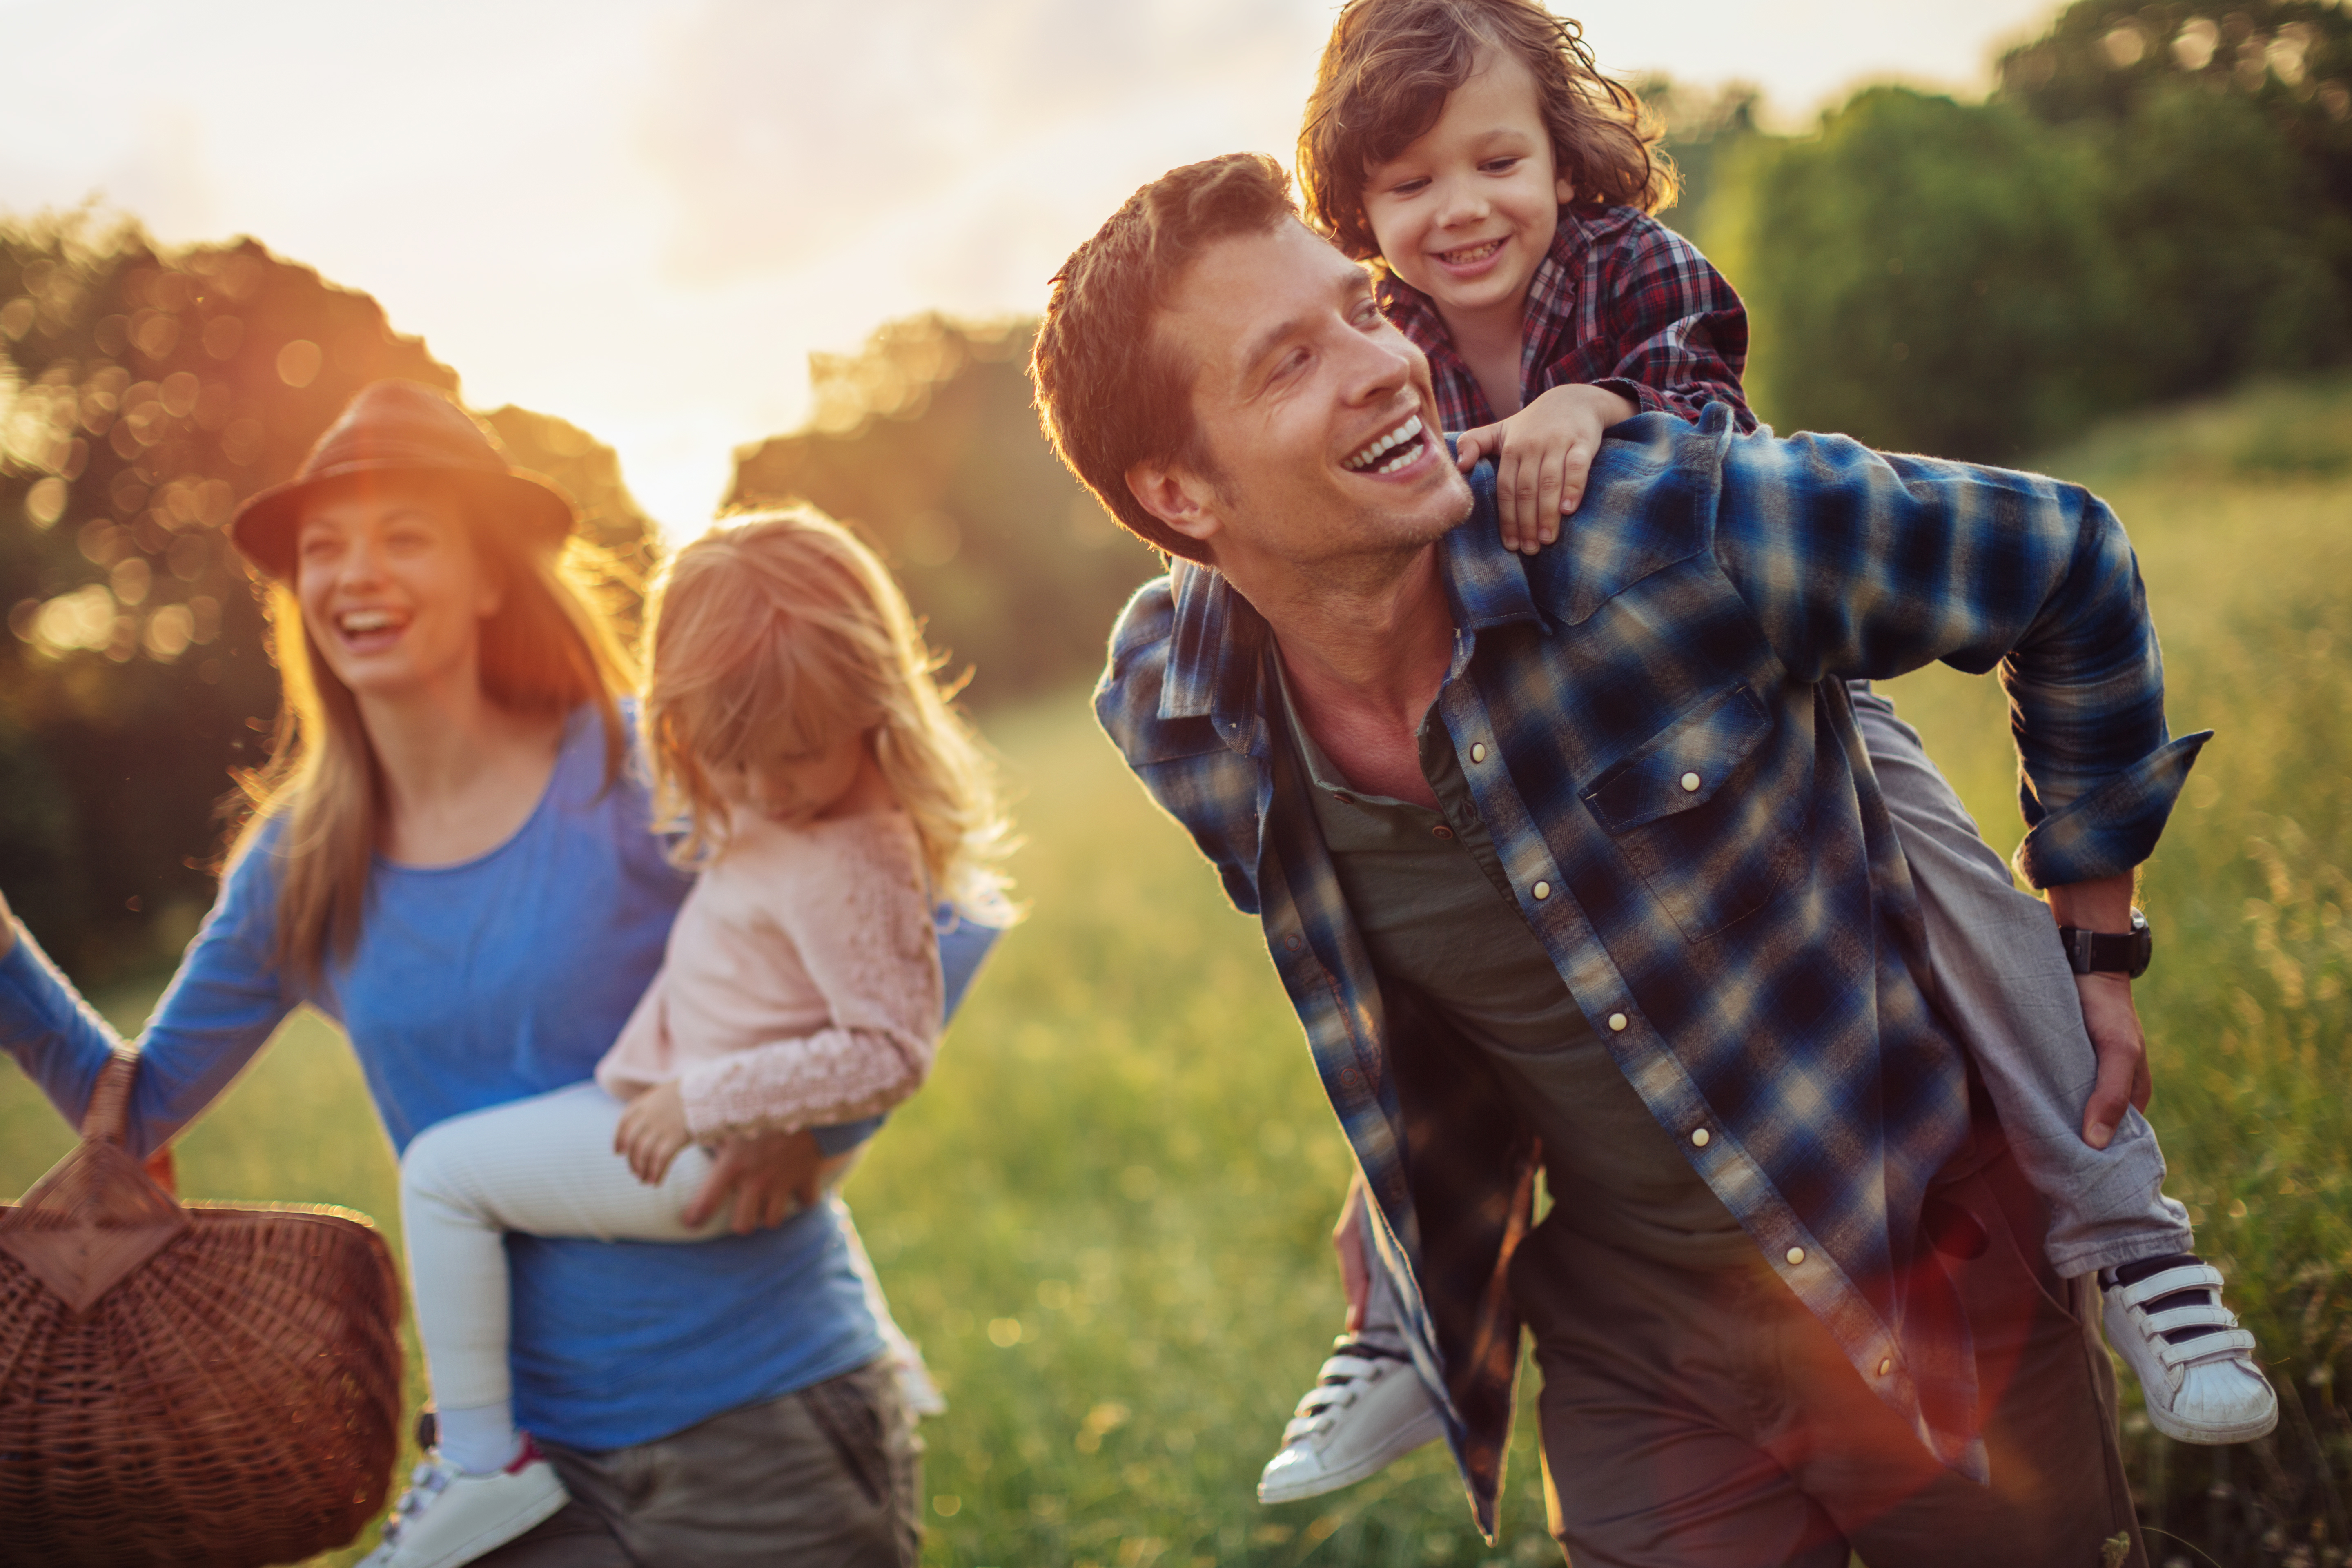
[{"left": 1256, "top": 0, "right": 2273, "bottom": 1507}]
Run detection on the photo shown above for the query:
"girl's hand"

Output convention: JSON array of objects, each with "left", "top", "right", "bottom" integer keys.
[
  {"left": 614, "top": 1080, "right": 694, "bottom": 1186},
  {"left": 1454, "top": 385, "right": 1639, "bottom": 555}
]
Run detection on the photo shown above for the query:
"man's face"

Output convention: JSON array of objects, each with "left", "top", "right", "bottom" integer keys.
[{"left": 1134, "top": 218, "right": 1474, "bottom": 578}]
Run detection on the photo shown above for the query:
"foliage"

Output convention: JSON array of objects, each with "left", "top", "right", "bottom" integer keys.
[
  {"left": 7, "top": 376, "right": 2349, "bottom": 1566},
  {"left": 1684, "top": 1, "right": 2352, "bottom": 463},
  {"left": 728, "top": 314, "right": 1161, "bottom": 708},
  {"left": 0, "top": 213, "right": 656, "bottom": 978}
]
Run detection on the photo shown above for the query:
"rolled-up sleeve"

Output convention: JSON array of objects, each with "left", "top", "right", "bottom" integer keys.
[{"left": 1706, "top": 416, "right": 2208, "bottom": 887}]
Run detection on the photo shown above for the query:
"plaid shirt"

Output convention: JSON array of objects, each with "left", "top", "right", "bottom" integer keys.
[
  {"left": 1095, "top": 410, "right": 2205, "bottom": 1537},
  {"left": 1377, "top": 204, "right": 1756, "bottom": 437}
]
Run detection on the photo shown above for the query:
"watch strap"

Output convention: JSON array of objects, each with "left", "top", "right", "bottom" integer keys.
[{"left": 2056, "top": 912, "right": 2152, "bottom": 979}]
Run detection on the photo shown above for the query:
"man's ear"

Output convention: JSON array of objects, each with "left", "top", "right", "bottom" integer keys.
[{"left": 1126, "top": 460, "right": 1223, "bottom": 553}]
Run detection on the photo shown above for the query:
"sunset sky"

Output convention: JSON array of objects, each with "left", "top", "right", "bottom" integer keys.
[{"left": 2, "top": 0, "right": 2060, "bottom": 536}]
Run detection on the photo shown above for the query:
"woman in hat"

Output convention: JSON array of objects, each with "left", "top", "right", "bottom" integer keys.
[{"left": 0, "top": 380, "right": 975, "bottom": 1566}]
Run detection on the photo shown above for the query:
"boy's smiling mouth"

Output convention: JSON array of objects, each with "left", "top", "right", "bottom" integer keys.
[
  {"left": 1344, "top": 414, "right": 1428, "bottom": 474},
  {"left": 1434, "top": 238, "right": 1504, "bottom": 267}
]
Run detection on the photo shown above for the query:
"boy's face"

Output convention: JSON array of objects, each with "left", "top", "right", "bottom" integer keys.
[{"left": 1358, "top": 47, "right": 1573, "bottom": 326}]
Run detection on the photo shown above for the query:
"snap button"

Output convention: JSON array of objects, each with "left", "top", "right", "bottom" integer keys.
[
  {"left": 1284, "top": 934, "right": 1303, "bottom": 952},
  {"left": 1432, "top": 824, "right": 1454, "bottom": 840},
  {"left": 1877, "top": 1357, "right": 1893, "bottom": 1377},
  {"left": 1690, "top": 1128, "right": 1709, "bottom": 1147},
  {"left": 1607, "top": 1012, "right": 1628, "bottom": 1032},
  {"left": 1680, "top": 771, "right": 1702, "bottom": 792},
  {"left": 1532, "top": 881, "right": 1551, "bottom": 900},
  {"left": 1470, "top": 743, "right": 1488, "bottom": 763},
  {"left": 1786, "top": 1246, "right": 1806, "bottom": 1266}
]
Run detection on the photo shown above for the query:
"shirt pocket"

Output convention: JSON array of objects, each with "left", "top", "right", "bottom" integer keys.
[{"left": 1581, "top": 683, "right": 1800, "bottom": 942}]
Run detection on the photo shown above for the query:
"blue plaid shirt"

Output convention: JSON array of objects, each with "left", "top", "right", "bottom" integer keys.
[{"left": 1095, "top": 409, "right": 2206, "bottom": 1536}]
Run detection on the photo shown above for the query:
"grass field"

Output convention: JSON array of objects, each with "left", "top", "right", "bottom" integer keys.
[{"left": 4, "top": 376, "right": 2348, "bottom": 1566}]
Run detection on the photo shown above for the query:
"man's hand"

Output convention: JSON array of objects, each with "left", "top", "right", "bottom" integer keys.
[
  {"left": 614, "top": 1080, "right": 695, "bottom": 1185},
  {"left": 1454, "top": 385, "right": 1638, "bottom": 555},
  {"left": 1332, "top": 1174, "right": 1372, "bottom": 1332},
  {"left": 0, "top": 885, "right": 16, "bottom": 961},
  {"left": 2047, "top": 871, "right": 2152, "bottom": 1149},
  {"left": 681, "top": 1123, "right": 825, "bottom": 1234}
]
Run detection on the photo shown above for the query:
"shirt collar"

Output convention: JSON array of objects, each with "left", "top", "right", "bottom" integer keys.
[{"left": 1158, "top": 466, "right": 1545, "bottom": 740}]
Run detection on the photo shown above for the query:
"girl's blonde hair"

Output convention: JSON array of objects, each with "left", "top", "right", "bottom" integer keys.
[
  {"left": 641, "top": 507, "right": 1015, "bottom": 922},
  {"left": 232, "top": 474, "right": 637, "bottom": 988}
]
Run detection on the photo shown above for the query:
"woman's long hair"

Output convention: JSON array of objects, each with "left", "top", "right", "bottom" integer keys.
[
  {"left": 230, "top": 477, "right": 637, "bottom": 987},
  {"left": 641, "top": 507, "right": 1016, "bottom": 923}
]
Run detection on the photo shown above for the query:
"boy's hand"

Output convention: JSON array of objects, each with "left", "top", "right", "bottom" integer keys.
[
  {"left": 615, "top": 1079, "right": 695, "bottom": 1186},
  {"left": 1454, "top": 385, "right": 1638, "bottom": 555}
]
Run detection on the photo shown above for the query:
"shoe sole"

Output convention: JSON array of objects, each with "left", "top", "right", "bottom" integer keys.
[
  {"left": 2143, "top": 1395, "right": 2279, "bottom": 1446},
  {"left": 370, "top": 1482, "right": 570, "bottom": 1568},
  {"left": 1256, "top": 1405, "right": 1448, "bottom": 1505}
]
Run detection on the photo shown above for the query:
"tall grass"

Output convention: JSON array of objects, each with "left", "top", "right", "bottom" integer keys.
[{"left": 3, "top": 377, "right": 2347, "bottom": 1566}]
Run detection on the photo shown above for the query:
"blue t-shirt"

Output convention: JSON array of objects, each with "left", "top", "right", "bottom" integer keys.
[{"left": 1, "top": 705, "right": 996, "bottom": 1450}]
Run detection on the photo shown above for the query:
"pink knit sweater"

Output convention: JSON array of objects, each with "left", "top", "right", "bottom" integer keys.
[{"left": 595, "top": 808, "right": 943, "bottom": 1140}]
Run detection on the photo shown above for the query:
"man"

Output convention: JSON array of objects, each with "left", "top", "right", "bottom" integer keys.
[{"left": 1030, "top": 153, "right": 2211, "bottom": 1565}]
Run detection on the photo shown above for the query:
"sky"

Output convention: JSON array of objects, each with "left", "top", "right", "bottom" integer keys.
[{"left": 0, "top": 0, "right": 2062, "bottom": 537}]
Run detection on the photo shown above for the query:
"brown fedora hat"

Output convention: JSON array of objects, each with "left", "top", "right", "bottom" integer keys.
[{"left": 230, "top": 379, "right": 577, "bottom": 579}]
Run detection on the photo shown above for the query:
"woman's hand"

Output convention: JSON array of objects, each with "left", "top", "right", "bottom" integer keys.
[
  {"left": 614, "top": 1080, "right": 695, "bottom": 1186},
  {"left": 681, "top": 1124, "right": 826, "bottom": 1234}
]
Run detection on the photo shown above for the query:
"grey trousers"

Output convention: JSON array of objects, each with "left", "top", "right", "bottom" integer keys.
[{"left": 473, "top": 1359, "right": 921, "bottom": 1568}]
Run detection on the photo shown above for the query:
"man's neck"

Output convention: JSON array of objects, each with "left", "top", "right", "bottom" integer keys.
[{"left": 1247, "top": 543, "right": 1455, "bottom": 806}]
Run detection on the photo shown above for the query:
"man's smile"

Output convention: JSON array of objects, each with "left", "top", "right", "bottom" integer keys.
[{"left": 1343, "top": 414, "right": 1429, "bottom": 474}]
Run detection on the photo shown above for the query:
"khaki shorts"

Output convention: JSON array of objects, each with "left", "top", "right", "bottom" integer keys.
[
  {"left": 1512, "top": 1138, "right": 2146, "bottom": 1568},
  {"left": 475, "top": 1358, "right": 921, "bottom": 1568}
]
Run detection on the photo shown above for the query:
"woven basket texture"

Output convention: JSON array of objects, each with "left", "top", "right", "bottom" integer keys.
[{"left": 0, "top": 1052, "right": 404, "bottom": 1566}]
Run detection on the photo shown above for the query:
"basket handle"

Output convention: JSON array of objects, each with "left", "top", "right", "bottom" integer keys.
[{"left": 80, "top": 1048, "right": 140, "bottom": 1146}]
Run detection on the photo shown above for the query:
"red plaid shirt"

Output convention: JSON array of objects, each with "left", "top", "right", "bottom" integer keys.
[{"left": 1376, "top": 204, "right": 1755, "bottom": 436}]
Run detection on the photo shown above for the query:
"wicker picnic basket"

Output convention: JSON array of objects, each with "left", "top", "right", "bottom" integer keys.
[{"left": 0, "top": 1050, "right": 405, "bottom": 1566}]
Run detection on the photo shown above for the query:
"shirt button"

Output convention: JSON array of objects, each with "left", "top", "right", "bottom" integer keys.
[
  {"left": 1681, "top": 771, "right": 1702, "bottom": 792},
  {"left": 1608, "top": 1012, "right": 1628, "bottom": 1032},
  {"left": 1432, "top": 824, "right": 1454, "bottom": 840},
  {"left": 1877, "top": 1357, "right": 1893, "bottom": 1377},
  {"left": 1690, "top": 1127, "right": 1709, "bottom": 1147},
  {"left": 1470, "top": 743, "right": 1488, "bottom": 763},
  {"left": 1786, "top": 1246, "right": 1806, "bottom": 1266},
  {"left": 1532, "top": 881, "right": 1551, "bottom": 900}
]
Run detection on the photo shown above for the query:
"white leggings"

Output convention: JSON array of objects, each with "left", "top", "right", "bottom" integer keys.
[{"left": 399, "top": 1082, "right": 905, "bottom": 1412}]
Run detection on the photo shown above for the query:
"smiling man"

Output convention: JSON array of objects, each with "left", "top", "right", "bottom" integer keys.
[{"left": 1028, "top": 154, "right": 2206, "bottom": 1566}]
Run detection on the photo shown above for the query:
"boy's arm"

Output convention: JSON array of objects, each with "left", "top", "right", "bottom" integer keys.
[
  {"left": 1562, "top": 216, "right": 1754, "bottom": 431},
  {"left": 1455, "top": 385, "right": 1637, "bottom": 554}
]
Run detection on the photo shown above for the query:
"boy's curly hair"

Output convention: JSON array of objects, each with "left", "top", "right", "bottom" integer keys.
[{"left": 1299, "top": 0, "right": 1675, "bottom": 263}]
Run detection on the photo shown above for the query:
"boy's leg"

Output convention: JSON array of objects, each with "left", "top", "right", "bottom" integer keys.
[
  {"left": 1849, "top": 684, "right": 2189, "bottom": 1277},
  {"left": 1257, "top": 1185, "right": 1446, "bottom": 1503},
  {"left": 1852, "top": 686, "right": 2273, "bottom": 1444}
]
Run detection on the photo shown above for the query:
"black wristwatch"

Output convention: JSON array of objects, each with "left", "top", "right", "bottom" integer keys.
[{"left": 2057, "top": 909, "right": 2152, "bottom": 979}]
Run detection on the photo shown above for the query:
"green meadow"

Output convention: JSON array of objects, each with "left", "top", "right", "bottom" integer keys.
[{"left": 4, "top": 378, "right": 2348, "bottom": 1566}]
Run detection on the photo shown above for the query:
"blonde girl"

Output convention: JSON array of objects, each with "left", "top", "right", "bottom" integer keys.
[{"left": 371, "top": 508, "right": 1012, "bottom": 1568}]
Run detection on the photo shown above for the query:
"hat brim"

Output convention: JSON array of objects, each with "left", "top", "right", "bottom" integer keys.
[{"left": 230, "top": 461, "right": 578, "bottom": 580}]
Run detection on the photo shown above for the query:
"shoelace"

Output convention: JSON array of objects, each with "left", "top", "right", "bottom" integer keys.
[
  {"left": 1279, "top": 1342, "right": 1407, "bottom": 1447},
  {"left": 2104, "top": 1252, "right": 2258, "bottom": 1373}
]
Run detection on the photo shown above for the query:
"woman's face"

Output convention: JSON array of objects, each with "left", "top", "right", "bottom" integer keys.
[{"left": 293, "top": 476, "right": 502, "bottom": 704}]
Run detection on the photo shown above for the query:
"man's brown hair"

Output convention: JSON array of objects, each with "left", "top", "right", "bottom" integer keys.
[
  {"left": 1298, "top": 0, "right": 1675, "bottom": 263},
  {"left": 1030, "top": 152, "right": 1297, "bottom": 565}
]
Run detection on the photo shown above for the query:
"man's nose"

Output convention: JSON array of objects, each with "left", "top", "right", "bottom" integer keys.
[{"left": 1339, "top": 321, "right": 1420, "bottom": 407}]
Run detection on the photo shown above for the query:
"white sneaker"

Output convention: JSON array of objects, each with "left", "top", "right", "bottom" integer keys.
[
  {"left": 2101, "top": 1253, "right": 2279, "bottom": 1445},
  {"left": 359, "top": 1438, "right": 570, "bottom": 1568},
  {"left": 1256, "top": 1342, "right": 1448, "bottom": 1504}
]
